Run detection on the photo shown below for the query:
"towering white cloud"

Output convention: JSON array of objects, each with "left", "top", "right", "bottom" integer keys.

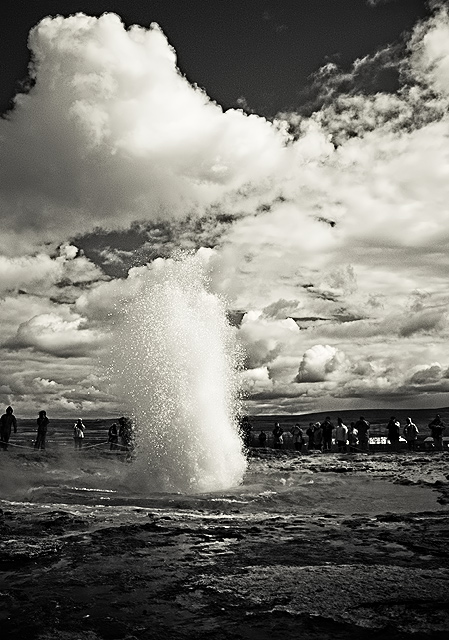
[
  {"left": 0, "top": 13, "right": 289, "bottom": 252},
  {"left": 1, "top": 8, "right": 449, "bottom": 414}
]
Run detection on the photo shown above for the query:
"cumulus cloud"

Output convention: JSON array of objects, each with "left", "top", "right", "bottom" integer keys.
[
  {"left": 0, "top": 245, "right": 105, "bottom": 297},
  {"left": 1, "top": 8, "right": 449, "bottom": 414},
  {"left": 408, "top": 4, "right": 449, "bottom": 96},
  {"left": 0, "top": 12, "right": 290, "bottom": 252},
  {"left": 6, "top": 312, "right": 101, "bottom": 358},
  {"left": 295, "top": 345, "right": 347, "bottom": 383}
]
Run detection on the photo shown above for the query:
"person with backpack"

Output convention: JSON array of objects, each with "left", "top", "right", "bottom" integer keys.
[
  {"left": 272, "top": 423, "right": 284, "bottom": 449},
  {"left": 290, "top": 423, "right": 304, "bottom": 452},
  {"left": 73, "top": 418, "right": 85, "bottom": 450}
]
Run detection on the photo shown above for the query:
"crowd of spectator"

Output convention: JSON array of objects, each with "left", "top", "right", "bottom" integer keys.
[{"left": 242, "top": 414, "right": 447, "bottom": 453}]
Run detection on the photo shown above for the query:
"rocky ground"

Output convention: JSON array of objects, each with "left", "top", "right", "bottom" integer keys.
[{"left": 0, "top": 449, "right": 449, "bottom": 639}]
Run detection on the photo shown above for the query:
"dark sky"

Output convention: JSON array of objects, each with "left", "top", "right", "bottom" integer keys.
[{"left": 0, "top": 0, "right": 430, "bottom": 117}]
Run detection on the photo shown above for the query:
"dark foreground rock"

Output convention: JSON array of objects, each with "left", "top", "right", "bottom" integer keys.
[{"left": 1, "top": 451, "right": 449, "bottom": 639}]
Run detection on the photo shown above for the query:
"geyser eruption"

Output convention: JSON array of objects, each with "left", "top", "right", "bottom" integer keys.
[{"left": 110, "top": 252, "right": 247, "bottom": 492}]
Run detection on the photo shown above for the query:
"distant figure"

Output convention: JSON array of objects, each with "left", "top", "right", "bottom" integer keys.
[
  {"left": 240, "top": 416, "right": 253, "bottom": 448},
  {"left": 428, "top": 414, "right": 445, "bottom": 451},
  {"left": 258, "top": 429, "right": 267, "bottom": 447},
  {"left": 387, "top": 416, "right": 401, "bottom": 452},
  {"left": 0, "top": 406, "right": 17, "bottom": 451},
  {"left": 108, "top": 423, "right": 119, "bottom": 450},
  {"left": 335, "top": 417, "right": 348, "bottom": 453},
  {"left": 313, "top": 422, "right": 323, "bottom": 452},
  {"left": 73, "top": 418, "right": 85, "bottom": 449},
  {"left": 321, "top": 416, "right": 334, "bottom": 452},
  {"left": 118, "top": 416, "right": 133, "bottom": 451},
  {"left": 306, "top": 423, "right": 315, "bottom": 451},
  {"left": 272, "top": 423, "right": 284, "bottom": 449},
  {"left": 34, "top": 410, "right": 49, "bottom": 450},
  {"left": 348, "top": 422, "right": 358, "bottom": 453},
  {"left": 290, "top": 423, "right": 304, "bottom": 452},
  {"left": 354, "top": 416, "right": 370, "bottom": 451},
  {"left": 403, "top": 417, "right": 419, "bottom": 451}
]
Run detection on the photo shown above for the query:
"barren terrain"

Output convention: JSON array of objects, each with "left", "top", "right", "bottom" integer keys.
[{"left": 1, "top": 445, "right": 449, "bottom": 639}]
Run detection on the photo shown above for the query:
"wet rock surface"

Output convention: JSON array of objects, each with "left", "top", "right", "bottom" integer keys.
[{"left": 0, "top": 451, "right": 449, "bottom": 639}]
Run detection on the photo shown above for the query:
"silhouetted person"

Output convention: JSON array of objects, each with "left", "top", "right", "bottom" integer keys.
[
  {"left": 240, "top": 416, "right": 253, "bottom": 448},
  {"left": 118, "top": 416, "right": 133, "bottom": 450},
  {"left": 387, "top": 416, "right": 401, "bottom": 452},
  {"left": 258, "top": 429, "right": 267, "bottom": 447},
  {"left": 321, "top": 416, "right": 334, "bottom": 452},
  {"left": 355, "top": 416, "right": 370, "bottom": 451},
  {"left": 73, "top": 418, "right": 85, "bottom": 449},
  {"left": 306, "top": 423, "right": 315, "bottom": 451},
  {"left": 35, "top": 410, "right": 49, "bottom": 450},
  {"left": 335, "top": 417, "right": 348, "bottom": 453},
  {"left": 0, "top": 406, "right": 17, "bottom": 451},
  {"left": 108, "top": 423, "right": 119, "bottom": 450},
  {"left": 272, "top": 423, "right": 284, "bottom": 449},
  {"left": 403, "top": 417, "right": 419, "bottom": 451},
  {"left": 314, "top": 423, "right": 323, "bottom": 452},
  {"left": 348, "top": 422, "right": 358, "bottom": 453},
  {"left": 290, "top": 423, "right": 304, "bottom": 452},
  {"left": 429, "top": 414, "right": 445, "bottom": 451}
]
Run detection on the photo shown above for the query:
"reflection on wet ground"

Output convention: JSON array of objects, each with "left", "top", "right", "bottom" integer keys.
[{"left": 1, "top": 450, "right": 449, "bottom": 639}]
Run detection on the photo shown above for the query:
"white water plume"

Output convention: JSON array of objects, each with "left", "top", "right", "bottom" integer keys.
[{"left": 109, "top": 252, "right": 247, "bottom": 492}]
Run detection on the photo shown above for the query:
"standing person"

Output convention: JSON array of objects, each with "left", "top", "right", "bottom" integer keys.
[
  {"left": 355, "top": 416, "right": 370, "bottom": 452},
  {"left": 387, "top": 416, "right": 401, "bottom": 453},
  {"left": 313, "top": 422, "right": 323, "bottom": 452},
  {"left": 306, "top": 423, "right": 315, "bottom": 451},
  {"left": 348, "top": 422, "right": 358, "bottom": 453},
  {"left": 403, "top": 417, "right": 419, "bottom": 451},
  {"left": 335, "top": 417, "right": 348, "bottom": 453},
  {"left": 240, "top": 416, "right": 253, "bottom": 448},
  {"left": 428, "top": 414, "right": 445, "bottom": 451},
  {"left": 108, "top": 422, "right": 119, "bottom": 450},
  {"left": 34, "top": 410, "right": 49, "bottom": 450},
  {"left": 321, "top": 416, "right": 334, "bottom": 452},
  {"left": 258, "top": 429, "right": 267, "bottom": 447},
  {"left": 0, "top": 406, "right": 17, "bottom": 451},
  {"left": 118, "top": 416, "right": 133, "bottom": 451},
  {"left": 73, "top": 418, "right": 85, "bottom": 449},
  {"left": 290, "top": 423, "right": 304, "bottom": 452},
  {"left": 272, "top": 423, "right": 284, "bottom": 449}
]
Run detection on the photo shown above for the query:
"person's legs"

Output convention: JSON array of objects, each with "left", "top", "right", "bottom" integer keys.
[{"left": 0, "top": 430, "right": 9, "bottom": 450}]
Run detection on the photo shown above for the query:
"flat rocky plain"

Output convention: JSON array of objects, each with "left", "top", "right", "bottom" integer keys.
[{"left": 1, "top": 447, "right": 449, "bottom": 640}]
